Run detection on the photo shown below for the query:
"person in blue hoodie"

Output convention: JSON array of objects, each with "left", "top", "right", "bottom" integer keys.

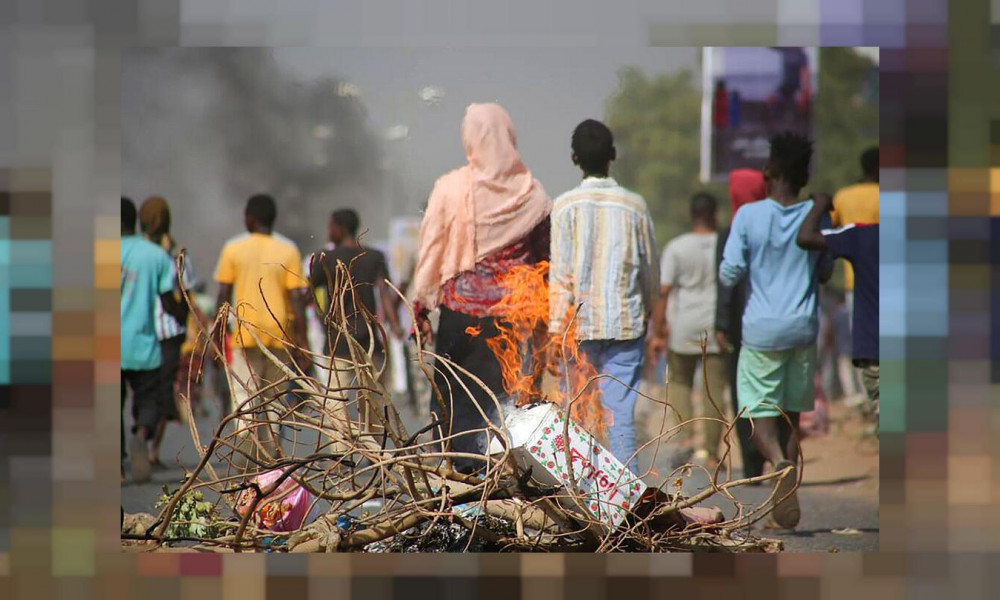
[{"left": 718, "top": 132, "right": 831, "bottom": 530}]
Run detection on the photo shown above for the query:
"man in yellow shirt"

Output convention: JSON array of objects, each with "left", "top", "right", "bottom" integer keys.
[
  {"left": 214, "top": 194, "right": 309, "bottom": 468},
  {"left": 831, "top": 146, "right": 879, "bottom": 322}
]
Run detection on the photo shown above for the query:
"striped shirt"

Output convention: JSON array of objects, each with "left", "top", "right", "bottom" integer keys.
[
  {"left": 549, "top": 177, "right": 659, "bottom": 341},
  {"left": 154, "top": 245, "right": 197, "bottom": 341}
]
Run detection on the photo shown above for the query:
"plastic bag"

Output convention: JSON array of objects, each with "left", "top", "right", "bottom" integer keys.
[{"left": 236, "top": 469, "right": 312, "bottom": 532}]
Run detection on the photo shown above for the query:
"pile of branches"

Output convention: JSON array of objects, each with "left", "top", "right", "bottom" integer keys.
[{"left": 127, "top": 257, "right": 794, "bottom": 553}]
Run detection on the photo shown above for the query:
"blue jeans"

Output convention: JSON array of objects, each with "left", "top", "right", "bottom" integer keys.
[{"left": 577, "top": 337, "right": 644, "bottom": 472}]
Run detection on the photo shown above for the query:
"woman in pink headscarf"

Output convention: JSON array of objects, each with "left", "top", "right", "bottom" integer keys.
[{"left": 411, "top": 103, "right": 551, "bottom": 474}]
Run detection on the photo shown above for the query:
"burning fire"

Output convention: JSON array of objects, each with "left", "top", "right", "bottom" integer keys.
[
  {"left": 464, "top": 325, "right": 482, "bottom": 338},
  {"left": 484, "top": 261, "right": 608, "bottom": 441}
]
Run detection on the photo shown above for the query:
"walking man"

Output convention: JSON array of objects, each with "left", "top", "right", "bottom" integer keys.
[
  {"left": 831, "top": 146, "right": 879, "bottom": 323},
  {"left": 718, "top": 132, "right": 832, "bottom": 529},
  {"left": 309, "top": 209, "right": 405, "bottom": 440},
  {"left": 797, "top": 193, "right": 879, "bottom": 424},
  {"left": 550, "top": 119, "right": 659, "bottom": 472},
  {"left": 121, "top": 197, "right": 187, "bottom": 483},
  {"left": 310, "top": 209, "right": 405, "bottom": 368},
  {"left": 649, "top": 192, "right": 726, "bottom": 469},
  {"left": 213, "top": 194, "right": 310, "bottom": 469}
]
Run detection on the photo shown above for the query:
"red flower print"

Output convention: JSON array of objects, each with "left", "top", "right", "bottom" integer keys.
[{"left": 553, "top": 434, "right": 566, "bottom": 452}]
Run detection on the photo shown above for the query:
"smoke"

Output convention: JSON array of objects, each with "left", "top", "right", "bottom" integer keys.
[{"left": 122, "top": 48, "right": 383, "bottom": 280}]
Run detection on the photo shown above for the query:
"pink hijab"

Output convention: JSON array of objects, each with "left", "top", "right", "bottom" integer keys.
[{"left": 411, "top": 103, "right": 552, "bottom": 310}]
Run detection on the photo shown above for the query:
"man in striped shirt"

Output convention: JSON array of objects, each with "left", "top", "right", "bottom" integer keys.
[{"left": 549, "top": 119, "right": 659, "bottom": 471}]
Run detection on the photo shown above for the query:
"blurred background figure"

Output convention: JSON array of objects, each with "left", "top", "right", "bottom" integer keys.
[
  {"left": 121, "top": 197, "right": 188, "bottom": 483},
  {"left": 833, "top": 292, "right": 862, "bottom": 401},
  {"left": 649, "top": 192, "right": 726, "bottom": 469},
  {"left": 308, "top": 209, "right": 404, "bottom": 396},
  {"left": 139, "top": 196, "right": 202, "bottom": 468},
  {"left": 213, "top": 194, "right": 310, "bottom": 469},
  {"left": 831, "top": 146, "right": 879, "bottom": 325},
  {"left": 715, "top": 169, "right": 768, "bottom": 480}
]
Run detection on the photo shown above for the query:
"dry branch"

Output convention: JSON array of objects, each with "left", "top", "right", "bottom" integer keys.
[{"left": 133, "top": 255, "right": 791, "bottom": 553}]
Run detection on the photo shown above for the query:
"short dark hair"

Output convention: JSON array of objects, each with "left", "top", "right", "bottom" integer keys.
[
  {"left": 766, "top": 131, "right": 813, "bottom": 193},
  {"left": 331, "top": 208, "right": 360, "bottom": 237},
  {"left": 860, "top": 146, "right": 878, "bottom": 178},
  {"left": 571, "top": 119, "right": 615, "bottom": 173},
  {"left": 245, "top": 194, "right": 277, "bottom": 227},
  {"left": 690, "top": 192, "right": 718, "bottom": 221},
  {"left": 122, "top": 197, "right": 137, "bottom": 230}
]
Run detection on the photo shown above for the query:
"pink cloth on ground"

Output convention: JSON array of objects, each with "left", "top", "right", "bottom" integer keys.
[{"left": 236, "top": 469, "right": 312, "bottom": 532}]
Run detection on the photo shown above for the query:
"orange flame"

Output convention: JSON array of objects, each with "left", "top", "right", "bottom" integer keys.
[
  {"left": 485, "top": 261, "right": 608, "bottom": 441},
  {"left": 464, "top": 325, "right": 482, "bottom": 337}
]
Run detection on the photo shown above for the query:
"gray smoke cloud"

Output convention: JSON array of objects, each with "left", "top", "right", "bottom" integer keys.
[{"left": 122, "top": 48, "right": 383, "bottom": 281}]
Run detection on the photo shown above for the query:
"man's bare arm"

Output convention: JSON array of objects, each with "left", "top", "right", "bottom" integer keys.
[
  {"left": 215, "top": 283, "right": 233, "bottom": 319},
  {"left": 797, "top": 193, "right": 833, "bottom": 252},
  {"left": 159, "top": 291, "right": 189, "bottom": 324},
  {"left": 290, "top": 288, "right": 309, "bottom": 347},
  {"left": 377, "top": 279, "right": 405, "bottom": 339}
]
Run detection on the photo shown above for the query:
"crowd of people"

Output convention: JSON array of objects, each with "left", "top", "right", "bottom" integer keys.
[{"left": 121, "top": 102, "right": 879, "bottom": 532}]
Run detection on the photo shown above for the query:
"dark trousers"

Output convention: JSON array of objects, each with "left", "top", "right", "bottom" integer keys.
[
  {"left": 729, "top": 342, "right": 766, "bottom": 478},
  {"left": 432, "top": 306, "right": 505, "bottom": 474},
  {"left": 158, "top": 334, "right": 185, "bottom": 421},
  {"left": 121, "top": 368, "right": 161, "bottom": 459}
]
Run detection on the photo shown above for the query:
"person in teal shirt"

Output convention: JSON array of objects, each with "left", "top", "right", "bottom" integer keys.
[
  {"left": 718, "top": 132, "right": 831, "bottom": 531},
  {"left": 121, "top": 197, "right": 187, "bottom": 483}
]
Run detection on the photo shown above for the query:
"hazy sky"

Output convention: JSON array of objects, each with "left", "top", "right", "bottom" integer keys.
[
  {"left": 121, "top": 47, "right": 702, "bottom": 279},
  {"left": 273, "top": 48, "right": 701, "bottom": 229},
  {"left": 121, "top": 46, "right": 874, "bottom": 278}
]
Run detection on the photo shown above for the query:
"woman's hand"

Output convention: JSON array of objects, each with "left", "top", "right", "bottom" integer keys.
[{"left": 414, "top": 313, "right": 434, "bottom": 349}]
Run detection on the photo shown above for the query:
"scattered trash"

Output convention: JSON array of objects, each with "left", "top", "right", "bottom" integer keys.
[
  {"left": 365, "top": 514, "right": 515, "bottom": 553},
  {"left": 336, "top": 514, "right": 360, "bottom": 532},
  {"left": 235, "top": 469, "right": 313, "bottom": 533},
  {"left": 487, "top": 402, "right": 647, "bottom": 530}
]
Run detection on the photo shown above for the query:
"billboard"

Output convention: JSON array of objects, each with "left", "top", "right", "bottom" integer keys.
[{"left": 700, "top": 47, "right": 819, "bottom": 182}]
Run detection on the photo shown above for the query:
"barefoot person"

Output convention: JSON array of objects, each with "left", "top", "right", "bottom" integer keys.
[
  {"left": 410, "top": 103, "right": 551, "bottom": 475},
  {"left": 121, "top": 197, "right": 187, "bottom": 483},
  {"left": 549, "top": 119, "right": 659, "bottom": 472},
  {"left": 718, "top": 132, "right": 832, "bottom": 529}
]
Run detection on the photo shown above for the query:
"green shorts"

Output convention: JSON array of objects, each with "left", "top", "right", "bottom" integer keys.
[{"left": 736, "top": 346, "right": 816, "bottom": 419}]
